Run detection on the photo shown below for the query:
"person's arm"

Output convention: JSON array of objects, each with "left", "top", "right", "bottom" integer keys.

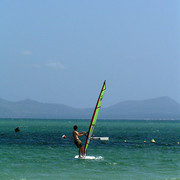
[{"left": 77, "top": 131, "right": 87, "bottom": 136}]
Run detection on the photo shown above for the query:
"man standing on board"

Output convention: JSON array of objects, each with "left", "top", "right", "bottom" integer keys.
[{"left": 73, "top": 125, "right": 86, "bottom": 158}]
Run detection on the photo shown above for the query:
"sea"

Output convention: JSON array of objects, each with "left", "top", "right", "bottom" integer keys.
[{"left": 0, "top": 119, "right": 180, "bottom": 180}]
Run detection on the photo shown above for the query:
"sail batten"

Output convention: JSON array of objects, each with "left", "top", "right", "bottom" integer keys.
[{"left": 84, "top": 81, "right": 106, "bottom": 153}]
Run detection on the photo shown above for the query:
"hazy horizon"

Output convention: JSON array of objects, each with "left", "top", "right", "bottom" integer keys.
[
  {"left": 1, "top": 1, "right": 180, "bottom": 108},
  {"left": 0, "top": 95, "right": 178, "bottom": 109}
]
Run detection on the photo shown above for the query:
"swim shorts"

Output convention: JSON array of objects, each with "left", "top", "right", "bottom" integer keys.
[{"left": 74, "top": 139, "right": 83, "bottom": 148}]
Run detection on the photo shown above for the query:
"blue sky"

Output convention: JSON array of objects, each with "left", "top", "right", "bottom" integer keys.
[{"left": 1, "top": 0, "right": 180, "bottom": 108}]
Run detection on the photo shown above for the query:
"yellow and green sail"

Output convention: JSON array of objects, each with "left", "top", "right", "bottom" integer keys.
[{"left": 84, "top": 81, "right": 106, "bottom": 153}]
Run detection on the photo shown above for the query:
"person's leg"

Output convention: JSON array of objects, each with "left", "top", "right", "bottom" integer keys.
[
  {"left": 79, "top": 148, "right": 81, "bottom": 158},
  {"left": 81, "top": 147, "right": 85, "bottom": 157}
]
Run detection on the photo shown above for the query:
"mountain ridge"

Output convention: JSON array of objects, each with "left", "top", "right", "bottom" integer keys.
[{"left": 0, "top": 96, "right": 180, "bottom": 120}]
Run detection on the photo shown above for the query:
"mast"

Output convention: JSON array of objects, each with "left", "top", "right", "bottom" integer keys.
[{"left": 84, "top": 80, "right": 106, "bottom": 153}]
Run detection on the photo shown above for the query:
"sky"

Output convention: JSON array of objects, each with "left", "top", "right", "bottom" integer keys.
[{"left": 0, "top": 0, "right": 180, "bottom": 108}]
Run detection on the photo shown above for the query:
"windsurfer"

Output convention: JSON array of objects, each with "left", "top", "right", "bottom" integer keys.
[{"left": 73, "top": 125, "right": 86, "bottom": 158}]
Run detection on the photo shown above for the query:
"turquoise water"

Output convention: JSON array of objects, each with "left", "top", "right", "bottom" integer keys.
[{"left": 0, "top": 119, "right": 180, "bottom": 180}]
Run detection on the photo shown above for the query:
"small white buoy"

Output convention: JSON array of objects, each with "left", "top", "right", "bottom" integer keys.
[
  {"left": 151, "top": 139, "right": 155, "bottom": 143},
  {"left": 124, "top": 140, "right": 127, "bottom": 143},
  {"left": 177, "top": 142, "right": 179, "bottom": 144},
  {"left": 144, "top": 141, "right": 146, "bottom": 143},
  {"left": 62, "top": 135, "right": 66, "bottom": 139}
]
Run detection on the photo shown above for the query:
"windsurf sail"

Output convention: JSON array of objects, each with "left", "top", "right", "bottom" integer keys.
[{"left": 84, "top": 80, "right": 106, "bottom": 153}]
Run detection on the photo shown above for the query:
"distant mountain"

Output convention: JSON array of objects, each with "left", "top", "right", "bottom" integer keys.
[
  {"left": 0, "top": 97, "right": 180, "bottom": 120},
  {"left": 101, "top": 96, "right": 180, "bottom": 120},
  {"left": 0, "top": 98, "right": 93, "bottom": 119}
]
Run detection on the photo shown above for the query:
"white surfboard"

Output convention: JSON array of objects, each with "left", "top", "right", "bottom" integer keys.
[{"left": 74, "top": 155, "right": 96, "bottom": 160}]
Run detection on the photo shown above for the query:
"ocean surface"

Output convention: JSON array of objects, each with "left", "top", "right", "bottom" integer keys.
[{"left": 0, "top": 119, "right": 180, "bottom": 180}]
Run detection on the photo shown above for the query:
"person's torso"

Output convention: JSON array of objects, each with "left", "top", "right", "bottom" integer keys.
[{"left": 73, "top": 131, "right": 79, "bottom": 140}]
